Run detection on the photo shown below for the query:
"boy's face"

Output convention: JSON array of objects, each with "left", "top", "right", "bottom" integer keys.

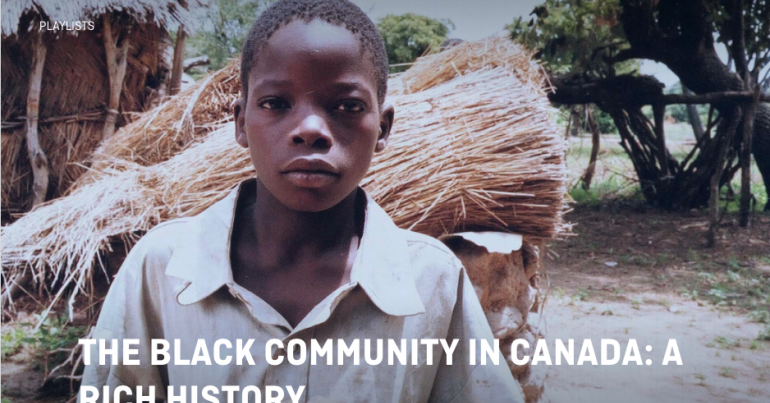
[{"left": 235, "top": 19, "right": 394, "bottom": 212}]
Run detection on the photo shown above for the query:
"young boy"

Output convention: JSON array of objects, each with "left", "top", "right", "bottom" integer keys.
[{"left": 80, "top": 1, "right": 524, "bottom": 401}]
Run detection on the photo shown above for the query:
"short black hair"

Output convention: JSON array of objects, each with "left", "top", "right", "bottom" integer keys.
[{"left": 241, "top": 0, "right": 389, "bottom": 105}]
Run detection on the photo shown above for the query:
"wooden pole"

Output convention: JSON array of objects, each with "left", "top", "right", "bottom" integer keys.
[
  {"left": 183, "top": 55, "right": 210, "bottom": 72},
  {"left": 739, "top": 81, "right": 760, "bottom": 227},
  {"left": 102, "top": 14, "right": 130, "bottom": 141},
  {"left": 26, "top": 29, "right": 50, "bottom": 207},
  {"left": 653, "top": 103, "right": 669, "bottom": 175},
  {"left": 708, "top": 107, "right": 741, "bottom": 247},
  {"left": 170, "top": 25, "right": 186, "bottom": 96}
]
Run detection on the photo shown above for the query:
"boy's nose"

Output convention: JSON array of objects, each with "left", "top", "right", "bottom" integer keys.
[{"left": 290, "top": 113, "right": 333, "bottom": 149}]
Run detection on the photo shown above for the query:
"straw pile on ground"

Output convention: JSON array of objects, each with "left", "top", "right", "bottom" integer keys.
[{"left": 1, "top": 37, "right": 568, "bottom": 317}]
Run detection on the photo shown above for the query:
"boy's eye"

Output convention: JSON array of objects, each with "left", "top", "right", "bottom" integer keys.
[
  {"left": 336, "top": 100, "right": 365, "bottom": 113},
  {"left": 258, "top": 98, "right": 290, "bottom": 110}
]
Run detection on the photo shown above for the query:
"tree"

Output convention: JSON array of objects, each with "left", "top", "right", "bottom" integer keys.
[
  {"left": 509, "top": 0, "right": 633, "bottom": 75},
  {"left": 511, "top": 0, "right": 770, "bottom": 214},
  {"left": 186, "top": 0, "right": 270, "bottom": 72},
  {"left": 377, "top": 14, "right": 452, "bottom": 72},
  {"left": 509, "top": 0, "right": 639, "bottom": 140}
]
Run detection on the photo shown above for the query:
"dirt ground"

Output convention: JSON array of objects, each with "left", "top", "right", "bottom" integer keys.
[{"left": 539, "top": 204, "right": 770, "bottom": 403}]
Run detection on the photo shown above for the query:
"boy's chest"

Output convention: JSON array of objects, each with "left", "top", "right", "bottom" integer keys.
[
  {"left": 159, "top": 287, "right": 451, "bottom": 403},
  {"left": 232, "top": 258, "right": 353, "bottom": 328}
]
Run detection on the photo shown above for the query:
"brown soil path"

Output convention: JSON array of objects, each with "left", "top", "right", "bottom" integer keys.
[{"left": 540, "top": 205, "right": 770, "bottom": 403}]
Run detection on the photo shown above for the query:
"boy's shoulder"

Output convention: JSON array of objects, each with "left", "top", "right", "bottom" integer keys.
[
  {"left": 397, "top": 228, "right": 466, "bottom": 285},
  {"left": 135, "top": 217, "right": 190, "bottom": 254},
  {"left": 362, "top": 192, "right": 464, "bottom": 284},
  {"left": 400, "top": 228, "right": 460, "bottom": 265},
  {"left": 118, "top": 217, "right": 191, "bottom": 280}
]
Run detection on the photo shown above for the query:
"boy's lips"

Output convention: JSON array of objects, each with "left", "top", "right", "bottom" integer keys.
[{"left": 281, "top": 158, "right": 340, "bottom": 188}]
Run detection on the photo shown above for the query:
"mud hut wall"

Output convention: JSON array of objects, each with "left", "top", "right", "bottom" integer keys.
[{"left": 1, "top": 23, "right": 170, "bottom": 213}]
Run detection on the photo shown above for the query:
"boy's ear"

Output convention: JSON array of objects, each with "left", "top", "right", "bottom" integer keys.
[
  {"left": 234, "top": 99, "right": 248, "bottom": 148},
  {"left": 375, "top": 101, "right": 395, "bottom": 153}
]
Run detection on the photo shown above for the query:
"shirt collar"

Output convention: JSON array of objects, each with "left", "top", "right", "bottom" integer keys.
[{"left": 164, "top": 179, "right": 425, "bottom": 317}]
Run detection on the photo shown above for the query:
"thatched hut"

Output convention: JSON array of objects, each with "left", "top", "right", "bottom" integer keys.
[{"left": 1, "top": 0, "right": 195, "bottom": 217}]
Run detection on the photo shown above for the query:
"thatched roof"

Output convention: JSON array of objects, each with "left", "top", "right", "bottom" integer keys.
[{"left": 2, "top": 0, "right": 197, "bottom": 37}]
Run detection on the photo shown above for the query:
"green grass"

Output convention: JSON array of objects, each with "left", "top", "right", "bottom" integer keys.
[
  {"left": 720, "top": 182, "right": 769, "bottom": 214},
  {"left": 719, "top": 366, "right": 737, "bottom": 378},
  {"left": 707, "top": 336, "right": 741, "bottom": 349},
  {"left": 749, "top": 309, "right": 770, "bottom": 324},
  {"left": 572, "top": 288, "right": 591, "bottom": 302},
  {"left": 683, "top": 264, "right": 770, "bottom": 311},
  {"left": 759, "top": 325, "right": 770, "bottom": 341}
]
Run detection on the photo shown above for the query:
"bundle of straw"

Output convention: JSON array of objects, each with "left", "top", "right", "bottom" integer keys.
[
  {"left": 2, "top": 37, "right": 567, "bottom": 314},
  {"left": 365, "top": 67, "right": 566, "bottom": 236},
  {"left": 82, "top": 61, "right": 241, "bottom": 176},
  {"left": 394, "top": 35, "right": 546, "bottom": 95}
]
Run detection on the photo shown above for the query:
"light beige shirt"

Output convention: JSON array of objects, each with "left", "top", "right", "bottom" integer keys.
[{"left": 80, "top": 180, "right": 524, "bottom": 403}]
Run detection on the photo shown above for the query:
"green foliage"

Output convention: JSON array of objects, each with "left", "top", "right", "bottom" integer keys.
[
  {"left": 593, "top": 107, "right": 616, "bottom": 133},
  {"left": 666, "top": 104, "right": 689, "bottom": 123},
  {"left": 508, "top": 0, "right": 637, "bottom": 75},
  {"left": 663, "top": 81, "right": 711, "bottom": 123},
  {"left": 377, "top": 14, "right": 452, "bottom": 72},
  {"left": 710, "top": 0, "right": 770, "bottom": 79},
  {"left": 186, "top": 0, "right": 271, "bottom": 72},
  {"left": 1, "top": 326, "right": 26, "bottom": 359},
  {"left": 1, "top": 315, "right": 87, "bottom": 372}
]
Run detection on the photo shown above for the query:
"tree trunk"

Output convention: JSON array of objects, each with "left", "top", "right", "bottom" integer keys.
[
  {"left": 683, "top": 86, "right": 705, "bottom": 140},
  {"left": 753, "top": 104, "right": 770, "bottom": 211},
  {"left": 26, "top": 29, "right": 49, "bottom": 207},
  {"left": 570, "top": 107, "right": 581, "bottom": 137},
  {"left": 170, "top": 26, "right": 186, "bottom": 96},
  {"left": 102, "top": 15, "right": 130, "bottom": 141},
  {"left": 581, "top": 108, "right": 601, "bottom": 190}
]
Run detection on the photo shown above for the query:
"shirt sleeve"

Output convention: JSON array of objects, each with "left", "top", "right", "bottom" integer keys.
[
  {"left": 428, "top": 267, "right": 525, "bottom": 403},
  {"left": 78, "top": 237, "right": 168, "bottom": 403}
]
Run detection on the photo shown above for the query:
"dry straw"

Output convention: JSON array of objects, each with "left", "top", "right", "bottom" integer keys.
[
  {"left": 1, "top": 37, "right": 568, "bottom": 316},
  {"left": 1, "top": 0, "right": 198, "bottom": 213}
]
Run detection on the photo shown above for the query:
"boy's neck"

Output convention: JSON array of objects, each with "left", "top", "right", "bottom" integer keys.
[{"left": 248, "top": 179, "right": 364, "bottom": 263}]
